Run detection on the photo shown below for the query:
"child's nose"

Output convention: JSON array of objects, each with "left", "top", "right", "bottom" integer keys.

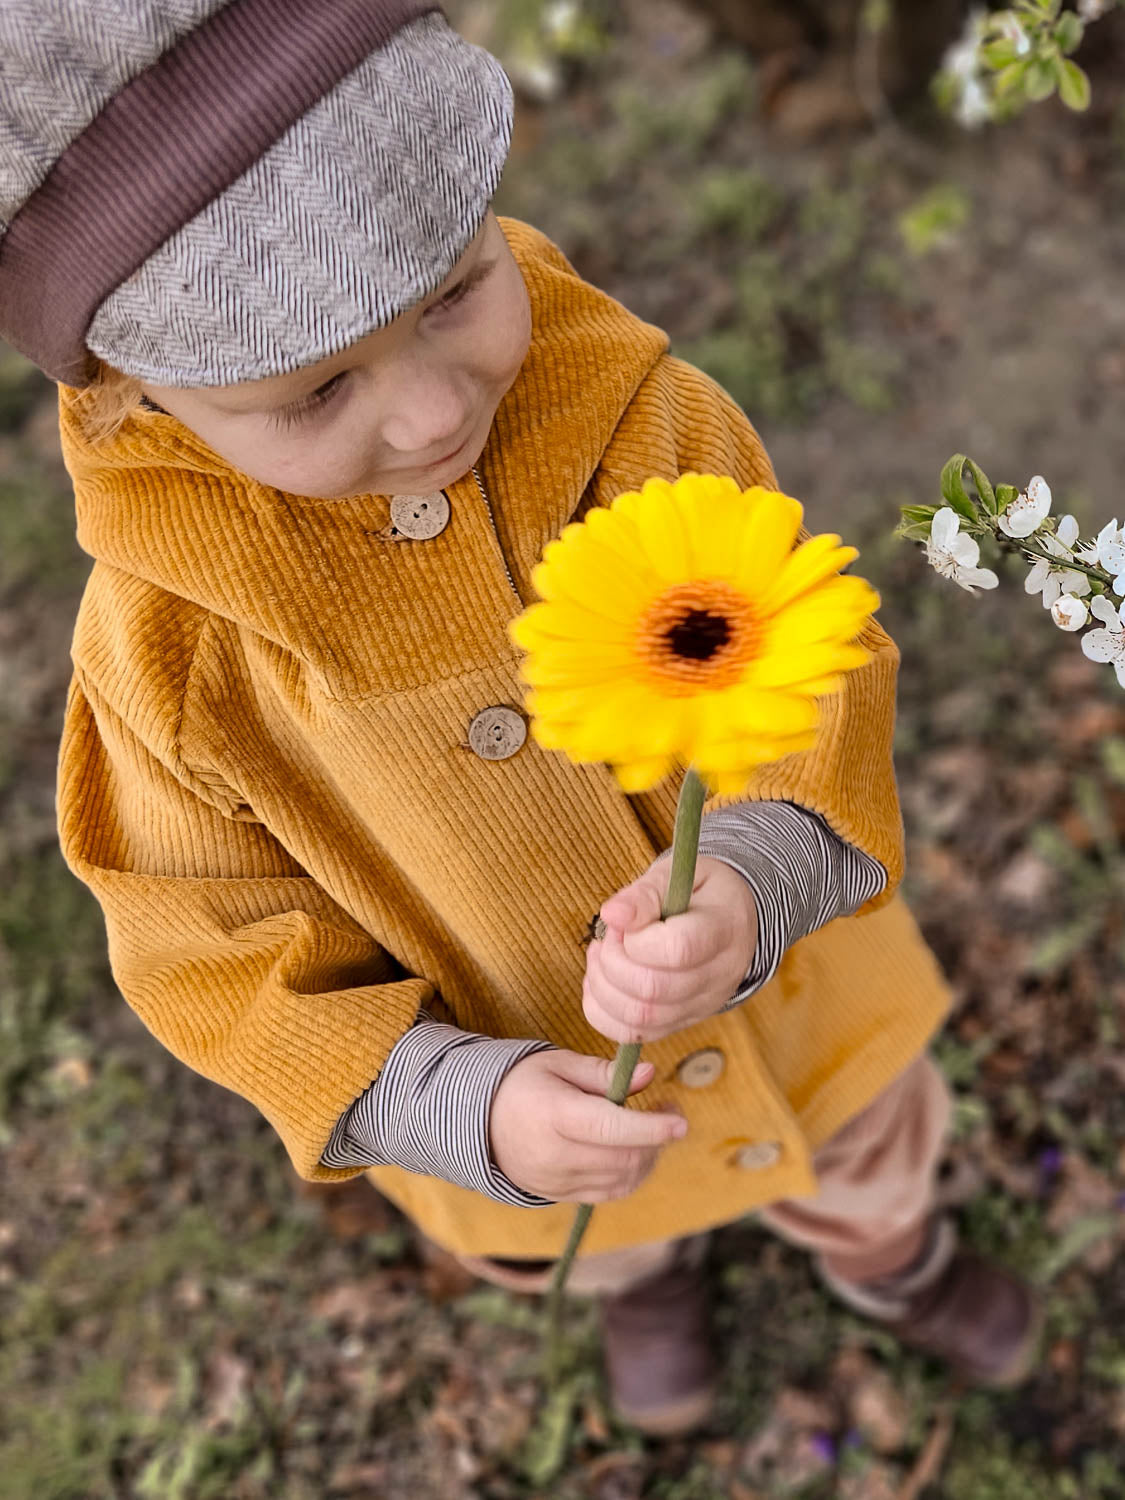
[{"left": 380, "top": 366, "right": 472, "bottom": 457}]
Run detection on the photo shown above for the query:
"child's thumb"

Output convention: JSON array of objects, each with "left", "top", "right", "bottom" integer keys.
[{"left": 600, "top": 868, "right": 667, "bottom": 935}]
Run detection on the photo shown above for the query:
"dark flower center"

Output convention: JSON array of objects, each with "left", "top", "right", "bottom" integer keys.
[{"left": 666, "top": 609, "right": 732, "bottom": 661}]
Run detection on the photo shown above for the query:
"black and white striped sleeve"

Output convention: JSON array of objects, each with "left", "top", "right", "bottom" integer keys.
[
  {"left": 321, "top": 1017, "right": 556, "bottom": 1206},
  {"left": 698, "top": 800, "right": 887, "bottom": 1008}
]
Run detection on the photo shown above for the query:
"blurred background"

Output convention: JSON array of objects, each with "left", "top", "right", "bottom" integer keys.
[{"left": 4, "top": 2, "right": 1125, "bottom": 1495}]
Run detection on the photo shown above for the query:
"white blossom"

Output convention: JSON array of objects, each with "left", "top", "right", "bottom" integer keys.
[
  {"left": 1076, "top": 518, "right": 1125, "bottom": 594},
  {"left": 544, "top": 1, "right": 582, "bottom": 43},
  {"left": 1051, "top": 592, "right": 1090, "bottom": 631},
  {"left": 956, "top": 77, "right": 993, "bottom": 129},
  {"left": 1024, "top": 514, "right": 1091, "bottom": 608},
  {"left": 996, "top": 15, "right": 1032, "bottom": 55},
  {"left": 998, "top": 475, "right": 1052, "bottom": 538},
  {"left": 925, "top": 507, "right": 999, "bottom": 592},
  {"left": 943, "top": 10, "right": 993, "bottom": 129},
  {"left": 1079, "top": 0, "right": 1109, "bottom": 21},
  {"left": 1081, "top": 595, "right": 1125, "bottom": 687},
  {"left": 944, "top": 11, "right": 985, "bottom": 80}
]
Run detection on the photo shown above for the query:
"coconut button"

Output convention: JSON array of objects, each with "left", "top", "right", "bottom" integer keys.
[
  {"left": 733, "top": 1141, "right": 782, "bottom": 1171},
  {"left": 675, "top": 1048, "right": 725, "bottom": 1089},
  {"left": 390, "top": 491, "right": 450, "bottom": 540},
  {"left": 468, "top": 706, "right": 527, "bottom": 762}
]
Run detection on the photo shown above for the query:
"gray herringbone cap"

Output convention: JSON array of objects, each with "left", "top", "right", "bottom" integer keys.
[{"left": 0, "top": 0, "right": 512, "bottom": 387}]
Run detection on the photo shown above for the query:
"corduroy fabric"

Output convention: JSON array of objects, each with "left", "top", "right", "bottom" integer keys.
[
  {"left": 0, "top": 2, "right": 508, "bottom": 386},
  {"left": 56, "top": 221, "right": 950, "bottom": 1259}
]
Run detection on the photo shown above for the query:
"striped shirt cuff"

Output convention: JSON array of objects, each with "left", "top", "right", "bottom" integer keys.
[
  {"left": 698, "top": 801, "right": 887, "bottom": 1007},
  {"left": 322, "top": 1019, "right": 556, "bottom": 1207}
]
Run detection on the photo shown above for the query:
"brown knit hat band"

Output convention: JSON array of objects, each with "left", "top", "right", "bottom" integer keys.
[{"left": 0, "top": 0, "right": 513, "bottom": 387}]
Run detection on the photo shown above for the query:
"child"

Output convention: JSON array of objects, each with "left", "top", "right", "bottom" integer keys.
[{"left": 2, "top": 1, "right": 1038, "bottom": 1435}]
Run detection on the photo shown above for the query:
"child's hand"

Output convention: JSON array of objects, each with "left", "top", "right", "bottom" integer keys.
[
  {"left": 489, "top": 1050, "right": 687, "bottom": 1202},
  {"left": 582, "top": 856, "right": 758, "bottom": 1045}
]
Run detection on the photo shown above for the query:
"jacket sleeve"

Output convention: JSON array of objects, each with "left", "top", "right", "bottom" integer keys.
[
  {"left": 597, "top": 353, "right": 905, "bottom": 907},
  {"left": 58, "top": 671, "right": 433, "bottom": 1182}
]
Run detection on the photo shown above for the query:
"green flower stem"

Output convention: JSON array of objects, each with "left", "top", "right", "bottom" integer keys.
[
  {"left": 546, "top": 766, "right": 706, "bottom": 1378},
  {"left": 995, "top": 531, "right": 1110, "bottom": 589}
]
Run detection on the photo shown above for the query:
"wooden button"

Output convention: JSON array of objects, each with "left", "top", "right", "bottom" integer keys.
[
  {"left": 468, "top": 706, "right": 527, "bottom": 761},
  {"left": 733, "top": 1141, "right": 782, "bottom": 1171},
  {"left": 390, "top": 491, "right": 450, "bottom": 540},
  {"left": 675, "top": 1048, "right": 725, "bottom": 1089}
]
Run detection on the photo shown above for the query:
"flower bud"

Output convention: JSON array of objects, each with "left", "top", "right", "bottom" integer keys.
[{"left": 1051, "top": 593, "right": 1090, "bottom": 632}]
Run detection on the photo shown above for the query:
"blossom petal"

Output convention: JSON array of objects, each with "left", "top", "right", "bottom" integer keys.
[
  {"left": 1025, "top": 560, "right": 1050, "bottom": 594},
  {"left": 930, "top": 508, "right": 960, "bottom": 548},
  {"left": 1082, "top": 628, "right": 1119, "bottom": 664},
  {"left": 1057, "top": 513, "right": 1079, "bottom": 548},
  {"left": 955, "top": 565, "right": 999, "bottom": 592},
  {"left": 950, "top": 531, "right": 982, "bottom": 567}
]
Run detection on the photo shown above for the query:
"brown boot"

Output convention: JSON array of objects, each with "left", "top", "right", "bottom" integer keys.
[
  {"left": 599, "top": 1240, "right": 717, "bottom": 1436},
  {"left": 822, "top": 1218, "right": 1042, "bottom": 1387}
]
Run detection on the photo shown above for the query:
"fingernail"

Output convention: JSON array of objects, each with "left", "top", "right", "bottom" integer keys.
[{"left": 671, "top": 1119, "right": 688, "bottom": 1139}]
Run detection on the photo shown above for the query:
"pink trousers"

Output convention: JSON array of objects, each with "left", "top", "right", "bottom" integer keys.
[{"left": 458, "top": 1054, "right": 951, "bottom": 1296}]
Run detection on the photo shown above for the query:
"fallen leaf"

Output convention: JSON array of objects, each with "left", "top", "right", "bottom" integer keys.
[
  {"left": 203, "top": 1350, "right": 250, "bottom": 1430},
  {"left": 833, "top": 1349, "right": 908, "bottom": 1451}
]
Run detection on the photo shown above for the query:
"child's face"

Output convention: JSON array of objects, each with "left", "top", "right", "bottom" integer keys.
[{"left": 139, "top": 212, "right": 531, "bottom": 499}]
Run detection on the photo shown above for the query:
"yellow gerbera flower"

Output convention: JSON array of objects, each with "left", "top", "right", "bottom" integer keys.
[{"left": 509, "top": 473, "right": 878, "bottom": 795}]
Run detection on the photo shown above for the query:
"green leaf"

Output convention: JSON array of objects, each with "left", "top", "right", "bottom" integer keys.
[
  {"left": 1036, "top": 1213, "right": 1119, "bottom": 1285},
  {"left": 1028, "top": 910, "right": 1104, "bottom": 973},
  {"left": 1054, "top": 10, "right": 1084, "bottom": 54},
  {"left": 896, "top": 504, "right": 939, "bottom": 542},
  {"left": 1025, "top": 55, "right": 1059, "bottom": 101},
  {"left": 980, "top": 39, "right": 1020, "bottom": 70},
  {"left": 1057, "top": 58, "right": 1092, "bottom": 110},
  {"left": 861, "top": 0, "right": 892, "bottom": 35},
  {"left": 521, "top": 1377, "right": 582, "bottom": 1485},
  {"left": 1100, "top": 736, "right": 1125, "bottom": 786},
  {"left": 964, "top": 459, "right": 998, "bottom": 514},
  {"left": 994, "top": 59, "right": 1031, "bottom": 98},
  {"left": 995, "top": 483, "right": 1020, "bottom": 509},
  {"left": 939, "top": 455, "right": 980, "bottom": 522}
]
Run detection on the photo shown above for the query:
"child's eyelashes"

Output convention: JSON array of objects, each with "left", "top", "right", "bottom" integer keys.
[
  {"left": 427, "top": 258, "right": 495, "bottom": 317},
  {"left": 267, "top": 372, "right": 349, "bottom": 432}
]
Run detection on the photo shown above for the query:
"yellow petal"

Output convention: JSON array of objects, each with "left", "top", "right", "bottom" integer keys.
[
  {"left": 759, "top": 577, "right": 878, "bottom": 649},
  {"left": 678, "top": 475, "right": 748, "bottom": 578},
  {"left": 511, "top": 599, "right": 633, "bottom": 648},
  {"left": 716, "top": 684, "right": 820, "bottom": 736},
  {"left": 613, "top": 478, "right": 697, "bottom": 583},
  {"left": 615, "top": 756, "right": 677, "bottom": 793},
  {"left": 532, "top": 532, "right": 655, "bottom": 618},
  {"left": 758, "top": 534, "right": 859, "bottom": 616},
  {"left": 743, "top": 641, "right": 870, "bottom": 689},
  {"left": 733, "top": 489, "right": 805, "bottom": 600}
]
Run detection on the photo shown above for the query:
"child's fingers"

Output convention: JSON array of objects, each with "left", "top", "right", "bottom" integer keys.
[
  {"left": 547, "top": 1049, "right": 655, "bottom": 1098},
  {"left": 618, "top": 908, "right": 722, "bottom": 970},
  {"left": 599, "top": 869, "right": 666, "bottom": 936},
  {"left": 593, "top": 929, "right": 722, "bottom": 1001},
  {"left": 583, "top": 980, "right": 678, "bottom": 1045},
  {"left": 557, "top": 1089, "right": 687, "bottom": 1150}
]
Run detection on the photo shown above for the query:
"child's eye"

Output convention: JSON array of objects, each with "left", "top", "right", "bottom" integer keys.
[
  {"left": 267, "top": 372, "right": 348, "bottom": 431},
  {"left": 428, "top": 260, "right": 494, "bottom": 317}
]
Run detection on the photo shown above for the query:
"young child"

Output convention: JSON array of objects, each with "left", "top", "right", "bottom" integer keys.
[{"left": 2, "top": 1, "right": 1038, "bottom": 1435}]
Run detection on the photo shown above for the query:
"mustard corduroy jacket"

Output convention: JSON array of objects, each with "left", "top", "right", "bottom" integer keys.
[{"left": 56, "top": 220, "right": 949, "bottom": 1257}]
